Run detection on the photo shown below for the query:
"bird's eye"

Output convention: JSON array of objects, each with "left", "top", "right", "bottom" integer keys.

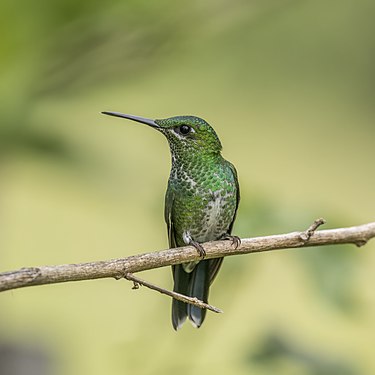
[{"left": 178, "top": 125, "right": 192, "bottom": 135}]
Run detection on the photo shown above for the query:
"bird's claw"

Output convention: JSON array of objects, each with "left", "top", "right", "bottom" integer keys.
[
  {"left": 190, "top": 240, "right": 206, "bottom": 259},
  {"left": 222, "top": 234, "right": 241, "bottom": 249}
]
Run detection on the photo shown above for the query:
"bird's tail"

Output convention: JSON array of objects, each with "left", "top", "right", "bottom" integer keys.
[
  {"left": 171, "top": 261, "right": 211, "bottom": 330},
  {"left": 187, "top": 260, "right": 210, "bottom": 328},
  {"left": 171, "top": 264, "right": 191, "bottom": 330}
]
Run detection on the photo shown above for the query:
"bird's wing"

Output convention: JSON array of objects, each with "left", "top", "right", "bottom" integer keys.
[
  {"left": 166, "top": 183, "right": 192, "bottom": 329},
  {"left": 164, "top": 183, "right": 177, "bottom": 249},
  {"left": 208, "top": 258, "right": 223, "bottom": 285},
  {"left": 208, "top": 161, "right": 240, "bottom": 285},
  {"left": 227, "top": 160, "right": 240, "bottom": 235}
]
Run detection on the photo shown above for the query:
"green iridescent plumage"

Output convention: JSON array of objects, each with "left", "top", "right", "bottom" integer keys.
[{"left": 102, "top": 112, "right": 240, "bottom": 330}]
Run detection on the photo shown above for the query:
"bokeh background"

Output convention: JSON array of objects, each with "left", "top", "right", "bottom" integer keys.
[{"left": 1, "top": 0, "right": 374, "bottom": 374}]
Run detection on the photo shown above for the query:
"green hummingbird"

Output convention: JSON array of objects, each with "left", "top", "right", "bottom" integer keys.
[{"left": 102, "top": 111, "right": 240, "bottom": 330}]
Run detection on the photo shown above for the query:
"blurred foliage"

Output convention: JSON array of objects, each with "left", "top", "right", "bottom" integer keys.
[
  {"left": 1, "top": 0, "right": 374, "bottom": 375},
  {"left": 248, "top": 332, "right": 358, "bottom": 375},
  {"left": 0, "top": 341, "right": 54, "bottom": 375},
  {"left": 297, "top": 243, "right": 360, "bottom": 313}
]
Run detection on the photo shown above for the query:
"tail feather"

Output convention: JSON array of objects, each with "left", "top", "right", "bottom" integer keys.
[
  {"left": 171, "top": 265, "right": 191, "bottom": 330},
  {"left": 187, "top": 260, "right": 210, "bottom": 328},
  {"left": 172, "top": 259, "right": 222, "bottom": 329}
]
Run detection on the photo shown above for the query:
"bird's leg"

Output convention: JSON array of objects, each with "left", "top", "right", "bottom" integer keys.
[
  {"left": 190, "top": 240, "right": 206, "bottom": 259},
  {"left": 221, "top": 233, "right": 241, "bottom": 249},
  {"left": 183, "top": 231, "right": 206, "bottom": 258}
]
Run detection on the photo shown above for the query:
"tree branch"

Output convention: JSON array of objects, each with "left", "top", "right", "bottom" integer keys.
[{"left": 1, "top": 221, "right": 374, "bottom": 293}]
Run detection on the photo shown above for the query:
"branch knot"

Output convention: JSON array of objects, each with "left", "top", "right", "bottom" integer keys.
[{"left": 300, "top": 218, "right": 326, "bottom": 242}]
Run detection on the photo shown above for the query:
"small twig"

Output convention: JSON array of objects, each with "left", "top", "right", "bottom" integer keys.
[
  {"left": 131, "top": 280, "right": 140, "bottom": 290},
  {"left": 300, "top": 218, "right": 327, "bottom": 241},
  {"left": 124, "top": 273, "right": 223, "bottom": 314}
]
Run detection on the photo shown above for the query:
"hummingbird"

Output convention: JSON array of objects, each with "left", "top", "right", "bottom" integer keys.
[{"left": 102, "top": 111, "right": 240, "bottom": 330}]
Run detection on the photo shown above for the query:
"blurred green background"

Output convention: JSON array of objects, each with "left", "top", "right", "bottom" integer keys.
[{"left": 1, "top": 0, "right": 374, "bottom": 374}]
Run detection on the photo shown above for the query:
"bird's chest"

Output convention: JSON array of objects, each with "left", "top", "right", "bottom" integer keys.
[
  {"left": 171, "top": 168, "right": 235, "bottom": 242},
  {"left": 193, "top": 189, "right": 231, "bottom": 241}
]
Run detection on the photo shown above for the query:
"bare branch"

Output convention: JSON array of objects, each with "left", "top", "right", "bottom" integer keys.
[
  {"left": 1, "top": 221, "right": 374, "bottom": 293},
  {"left": 124, "top": 273, "right": 223, "bottom": 313}
]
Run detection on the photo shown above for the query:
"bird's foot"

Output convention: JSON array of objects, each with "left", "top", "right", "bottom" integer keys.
[
  {"left": 221, "top": 234, "right": 241, "bottom": 249},
  {"left": 190, "top": 240, "right": 206, "bottom": 259},
  {"left": 183, "top": 230, "right": 206, "bottom": 259}
]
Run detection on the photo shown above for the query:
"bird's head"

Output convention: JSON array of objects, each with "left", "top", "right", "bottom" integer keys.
[{"left": 102, "top": 112, "right": 222, "bottom": 159}]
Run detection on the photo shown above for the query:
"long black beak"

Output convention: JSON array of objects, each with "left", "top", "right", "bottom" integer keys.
[{"left": 101, "top": 111, "right": 160, "bottom": 128}]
